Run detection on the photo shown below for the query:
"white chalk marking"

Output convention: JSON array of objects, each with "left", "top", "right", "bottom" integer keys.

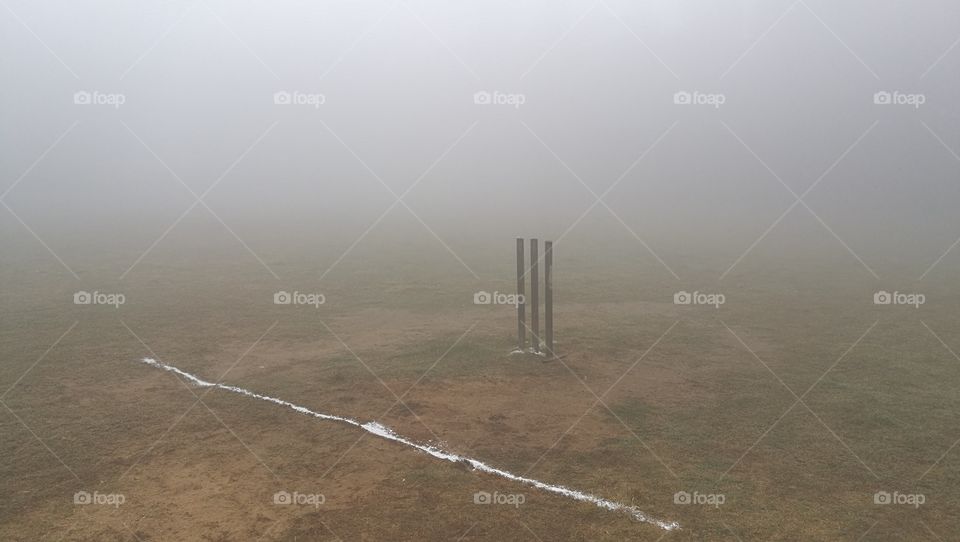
[{"left": 138, "top": 357, "right": 679, "bottom": 531}]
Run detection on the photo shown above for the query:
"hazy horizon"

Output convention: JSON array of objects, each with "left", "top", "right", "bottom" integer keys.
[{"left": 3, "top": 0, "right": 960, "bottom": 286}]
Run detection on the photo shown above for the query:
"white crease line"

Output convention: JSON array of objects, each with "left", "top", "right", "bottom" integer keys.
[{"left": 137, "top": 357, "right": 679, "bottom": 531}]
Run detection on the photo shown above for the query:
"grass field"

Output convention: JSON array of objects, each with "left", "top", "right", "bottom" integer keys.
[{"left": 2, "top": 216, "right": 959, "bottom": 541}]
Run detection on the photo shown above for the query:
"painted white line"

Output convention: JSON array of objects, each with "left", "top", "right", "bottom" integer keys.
[{"left": 138, "top": 358, "right": 679, "bottom": 531}]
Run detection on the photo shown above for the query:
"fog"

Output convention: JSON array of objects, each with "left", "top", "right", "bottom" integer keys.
[{"left": 3, "top": 0, "right": 959, "bottom": 280}]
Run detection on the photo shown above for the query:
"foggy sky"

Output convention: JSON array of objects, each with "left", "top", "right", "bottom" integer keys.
[{"left": 2, "top": 0, "right": 959, "bottom": 277}]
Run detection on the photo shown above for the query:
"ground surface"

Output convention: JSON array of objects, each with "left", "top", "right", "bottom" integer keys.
[{"left": 2, "top": 223, "right": 960, "bottom": 541}]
